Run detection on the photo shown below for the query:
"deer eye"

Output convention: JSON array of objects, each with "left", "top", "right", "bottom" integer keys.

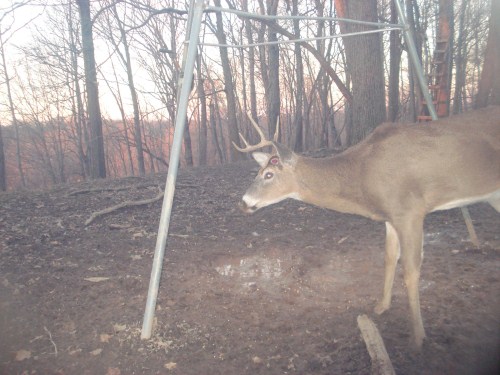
[{"left": 264, "top": 171, "right": 274, "bottom": 180}]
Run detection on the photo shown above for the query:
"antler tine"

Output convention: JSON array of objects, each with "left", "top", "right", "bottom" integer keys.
[
  {"left": 232, "top": 113, "right": 275, "bottom": 153},
  {"left": 273, "top": 115, "right": 280, "bottom": 142}
]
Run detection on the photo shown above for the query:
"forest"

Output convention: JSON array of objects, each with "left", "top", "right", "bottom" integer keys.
[
  {"left": 0, "top": 0, "right": 498, "bottom": 190},
  {"left": 1, "top": 2, "right": 500, "bottom": 374}
]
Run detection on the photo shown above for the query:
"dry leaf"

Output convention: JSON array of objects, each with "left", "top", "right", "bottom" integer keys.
[
  {"left": 84, "top": 277, "right": 110, "bottom": 283},
  {"left": 156, "top": 339, "right": 173, "bottom": 349},
  {"left": 337, "top": 236, "right": 349, "bottom": 244},
  {"left": 106, "top": 367, "right": 121, "bottom": 375},
  {"left": 90, "top": 348, "right": 102, "bottom": 356},
  {"left": 15, "top": 349, "right": 31, "bottom": 361},
  {"left": 113, "top": 323, "right": 127, "bottom": 333},
  {"left": 252, "top": 356, "right": 262, "bottom": 364},
  {"left": 100, "top": 333, "right": 112, "bottom": 343},
  {"left": 164, "top": 362, "right": 177, "bottom": 370},
  {"left": 69, "top": 348, "right": 82, "bottom": 355}
]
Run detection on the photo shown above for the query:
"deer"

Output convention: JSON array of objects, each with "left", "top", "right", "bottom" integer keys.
[{"left": 233, "top": 106, "right": 500, "bottom": 350}]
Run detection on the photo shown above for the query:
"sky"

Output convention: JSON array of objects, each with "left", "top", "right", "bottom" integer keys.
[{"left": 0, "top": 0, "right": 173, "bottom": 124}]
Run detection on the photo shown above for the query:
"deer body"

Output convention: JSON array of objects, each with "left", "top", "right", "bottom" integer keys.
[{"left": 237, "top": 106, "right": 500, "bottom": 349}]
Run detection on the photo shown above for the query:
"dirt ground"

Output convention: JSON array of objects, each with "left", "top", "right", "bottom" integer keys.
[{"left": 1, "top": 160, "right": 499, "bottom": 375}]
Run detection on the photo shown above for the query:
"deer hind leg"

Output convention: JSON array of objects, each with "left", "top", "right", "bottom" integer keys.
[
  {"left": 398, "top": 215, "right": 426, "bottom": 350},
  {"left": 374, "top": 222, "right": 401, "bottom": 315}
]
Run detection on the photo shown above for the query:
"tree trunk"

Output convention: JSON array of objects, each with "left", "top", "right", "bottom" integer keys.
[
  {"left": 197, "top": 53, "right": 207, "bottom": 166},
  {"left": 113, "top": 5, "right": 146, "bottom": 175},
  {"left": 242, "top": 0, "right": 258, "bottom": 131},
  {"left": 209, "top": 102, "right": 224, "bottom": 164},
  {"left": 435, "top": 0, "right": 453, "bottom": 117},
  {"left": 213, "top": 0, "right": 240, "bottom": 161},
  {"left": 266, "top": 0, "right": 281, "bottom": 140},
  {"left": 0, "top": 31, "right": 25, "bottom": 187},
  {"left": 183, "top": 115, "right": 193, "bottom": 166},
  {"left": 67, "top": 2, "right": 89, "bottom": 179},
  {"left": 0, "top": 122, "right": 5, "bottom": 190},
  {"left": 388, "top": 0, "right": 402, "bottom": 121},
  {"left": 334, "top": 0, "right": 386, "bottom": 145},
  {"left": 475, "top": 0, "right": 500, "bottom": 108},
  {"left": 316, "top": 0, "right": 329, "bottom": 148},
  {"left": 77, "top": 0, "right": 106, "bottom": 179},
  {"left": 292, "top": 0, "right": 304, "bottom": 152},
  {"left": 405, "top": 0, "right": 422, "bottom": 122},
  {"left": 452, "top": 0, "right": 468, "bottom": 114}
]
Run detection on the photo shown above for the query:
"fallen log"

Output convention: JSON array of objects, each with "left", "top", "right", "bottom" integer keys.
[{"left": 357, "top": 314, "right": 396, "bottom": 375}]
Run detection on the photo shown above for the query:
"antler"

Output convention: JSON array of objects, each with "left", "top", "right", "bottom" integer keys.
[{"left": 233, "top": 113, "right": 280, "bottom": 153}]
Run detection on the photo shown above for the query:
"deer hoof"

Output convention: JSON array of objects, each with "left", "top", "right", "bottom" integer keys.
[
  {"left": 374, "top": 301, "right": 389, "bottom": 315},
  {"left": 409, "top": 334, "right": 426, "bottom": 352},
  {"left": 409, "top": 326, "right": 426, "bottom": 351}
]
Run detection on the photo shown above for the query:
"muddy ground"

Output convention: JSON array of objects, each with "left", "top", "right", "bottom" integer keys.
[{"left": 1, "top": 161, "right": 499, "bottom": 375}]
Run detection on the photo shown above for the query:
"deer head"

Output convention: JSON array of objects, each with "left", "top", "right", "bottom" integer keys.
[{"left": 234, "top": 114, "right": 301, "bottom": 213}]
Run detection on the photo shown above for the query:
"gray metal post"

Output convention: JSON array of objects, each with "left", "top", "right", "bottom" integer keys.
[{"left": 141, "top": 0, "right": 206, "bottom": 340}]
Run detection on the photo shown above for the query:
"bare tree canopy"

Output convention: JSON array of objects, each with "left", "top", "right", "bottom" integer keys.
[
  {"left": 0, "top": 0, "right": 495, "bottom": 189},
  {"left": 475, "top": 0, "right": 500, "bottom": 108}
]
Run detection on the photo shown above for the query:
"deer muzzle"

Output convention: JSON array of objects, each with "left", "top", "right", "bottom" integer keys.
[{"left": 239, "top": 200, "right": 258, "bottom": 214}]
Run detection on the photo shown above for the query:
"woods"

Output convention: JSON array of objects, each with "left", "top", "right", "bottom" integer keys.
[{"left": 0, "top": 0, "right": 497, "bottom": 190}]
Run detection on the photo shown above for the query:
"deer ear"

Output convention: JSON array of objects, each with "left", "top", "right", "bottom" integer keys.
[
  {"left": 252, "top": 152, "right": 271, "bottom": 168},
  {"left": 273, "top": 143, "right": 295, "bottom": 165}
]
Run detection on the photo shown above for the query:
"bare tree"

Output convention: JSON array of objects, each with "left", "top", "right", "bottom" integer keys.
[
  {"left": 76, "top": 0, "right": 106, "bottom": 179},
  {"left": 102, "top": 57, "right": 136, "bottom": 176},
  {"left": 291, "top": 0, "right": 304, "bottom": 152},
  {"left": 0, "top": 0, "right": 34, "bottom": 188},
  {"left": 105, "top": 2, "right": 146, "bottom": 175},
  {"left": 196, "top": 51, "right": 207, "bottom": 166},
  {"left": 388, "top": 0, "right": 402, "bottom": 121},
  {"left": 67, "top": 1, "right": 89, "bottom": 178},
  {"left": 334, "top": 0, "right": 386, "bottom": 145},
  {"left": 242, "top": 0, "right": 258, "bottom": 133},
  {"left": 452, "top": 0, "right": 468, "bottom": 114},
  {"left": 263, "top": 0, "right": 280, "bottom": 139},
  {"left": 211, "top": 0, "right": 240, "bottom": 162},
  {"left": 0, "top": 119, "right": 5, "bottom": 190},
  {"left": 475, "top": 0, "right": 500, "bottom": 108}
]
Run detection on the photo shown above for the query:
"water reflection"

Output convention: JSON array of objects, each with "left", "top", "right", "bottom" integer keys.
[{"left": 215, "top": 256, "right": 283, "bottom": 281}]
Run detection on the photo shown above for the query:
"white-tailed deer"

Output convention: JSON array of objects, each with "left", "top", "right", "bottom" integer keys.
[{"left": 234, "top": 106, "right": 500, "bottom": 349}]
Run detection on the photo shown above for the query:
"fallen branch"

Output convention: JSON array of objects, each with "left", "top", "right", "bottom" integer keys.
[
  {"left": 85, "top": 189, "right": 164, "bottom": 226},
  {"left": 357, "top": 315, "right": 395, "bottom": 375},
  {"left": 68, "top": 182, "right": 153, "bottom": 196}
]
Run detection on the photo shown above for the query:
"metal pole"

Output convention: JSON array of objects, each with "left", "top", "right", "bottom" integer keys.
[
  {"left": 141, "top": 0, "right": 206, "bottom": 340},
  {"left": 393, "top": 0, "right": 437, "bottom": 120}
]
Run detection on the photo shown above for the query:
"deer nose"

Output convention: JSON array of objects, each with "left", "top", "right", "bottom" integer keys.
[{"left": 239, "top": 200, "right": 257, "bottom": 214}]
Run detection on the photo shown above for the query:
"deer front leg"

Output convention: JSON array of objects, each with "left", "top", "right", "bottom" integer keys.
[
  {"left": 374, "top": 222, "right": 401, "bottom": 315},
  {"left": 399, "top": 216, "right": 426, "bottom": 350}
]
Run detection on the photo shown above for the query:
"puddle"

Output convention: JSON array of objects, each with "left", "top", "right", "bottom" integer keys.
[
  {"left": 215, "top": 256, "right": 283, "bottom": 279},
  {"left": 425, "top": 232, "right": 441, "bottom": 244}
]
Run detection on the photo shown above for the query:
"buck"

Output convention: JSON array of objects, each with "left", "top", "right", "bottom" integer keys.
[{"left": 234, "top": 106, "right": 500, "bottom": 349}]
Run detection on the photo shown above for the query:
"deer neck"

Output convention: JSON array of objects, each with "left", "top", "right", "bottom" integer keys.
[{"left": 294, "top": 155, "right": 383, "bottom": 221}]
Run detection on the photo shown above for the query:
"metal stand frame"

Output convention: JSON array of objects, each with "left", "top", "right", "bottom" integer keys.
[{"left": 141, "top": 0, "right": 207, "bottom": 340}]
